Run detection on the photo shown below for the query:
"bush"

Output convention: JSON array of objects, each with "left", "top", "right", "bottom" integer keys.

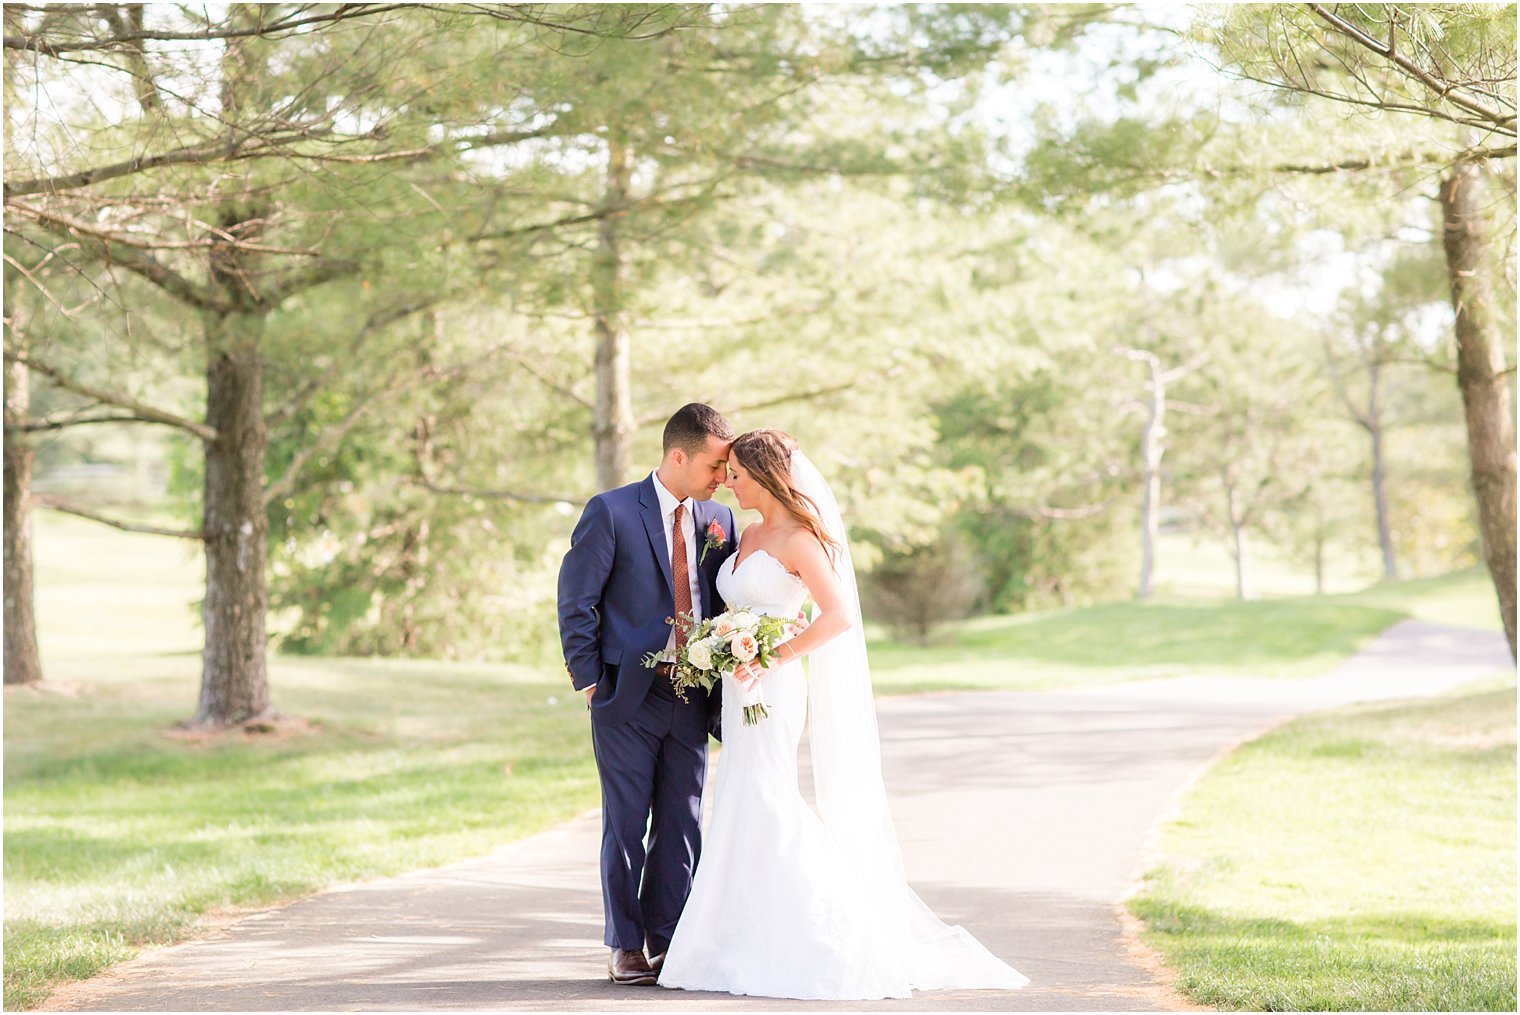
[{"left": 861, "top": 532, "right": 982, "bottom": 644}]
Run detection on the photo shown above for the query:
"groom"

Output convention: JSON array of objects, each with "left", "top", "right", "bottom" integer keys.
[{"left": 557, "top": 403, "right": 738, "bottom": 986}]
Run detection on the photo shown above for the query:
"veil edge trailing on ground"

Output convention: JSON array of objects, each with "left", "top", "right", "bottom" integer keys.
[{"left": 793, "top": 449, "right": 1028, "bottom": 991}]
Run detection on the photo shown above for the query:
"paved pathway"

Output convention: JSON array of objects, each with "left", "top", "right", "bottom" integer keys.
[{"left": 43, "top": 620, "right": 1512, "bottom": 1012}]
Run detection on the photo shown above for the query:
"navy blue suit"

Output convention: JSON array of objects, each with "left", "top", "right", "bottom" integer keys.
[{"left": 557, "top": 475, "right": 736, "bottom": 954}]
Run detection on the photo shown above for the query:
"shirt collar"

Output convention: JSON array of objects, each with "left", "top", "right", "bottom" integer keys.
[{"left": 650, "top": 471, "right": 693, "bottom": 519}]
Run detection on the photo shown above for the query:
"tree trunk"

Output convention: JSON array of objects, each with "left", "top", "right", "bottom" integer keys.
[
  {"left": 1365, "top": 373, "right": 1398, "bottom": 580},
  {"left": 1224, "top": 479, "right": 1254, "bottom": 601},
  {"left": 3, "top": 349, "right": 42, "bottom": 686},
  {"left": 1313, "top": 532, "right": 1325, "bottom": 596},
  {"left": 1369, "top": 424, "right": 1398, "bottom": 580},
  {"left": 1231, "top": 521, "right": 1252, "bottom": 601},
  {"left": 1440, "top": 163, "right": 1517, "bottom": 659},
  {"left": 0, "top": 10, "right": 37, "bottom": 684},
  {"left": 193, "top": 311, "right": 272, "bottom": 726},
  {"left": 592, "top": 136, "right": 633, "bottom": 493},
  {"left": 1136, "top": 359, "right": 1165, "bottom": 599},
  {"left": 192, "top": 15, "right": 276, "bottom": 725},
  {"left": 397, "top": 518, "right": 427, "bottom": 652}
]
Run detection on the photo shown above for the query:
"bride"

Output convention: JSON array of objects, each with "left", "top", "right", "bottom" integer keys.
[{"left": 657, "top": 428, "right": 1028, "bottom": 1001}]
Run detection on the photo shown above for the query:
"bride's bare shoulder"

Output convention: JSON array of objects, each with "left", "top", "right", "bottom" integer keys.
[{"left": 777, "top": 526, "right": 829, "bottom": 572}]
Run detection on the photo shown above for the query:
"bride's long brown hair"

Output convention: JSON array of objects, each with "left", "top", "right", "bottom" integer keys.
[{"left": 730, "top": 429, "right": 841, "bottom": 560}]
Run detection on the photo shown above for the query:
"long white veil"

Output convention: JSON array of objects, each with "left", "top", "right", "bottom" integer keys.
[{"left": 791, "top": 450, "right": 1027, "bottom": 991}]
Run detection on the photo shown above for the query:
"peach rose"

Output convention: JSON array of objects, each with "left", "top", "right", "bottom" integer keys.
[{"left": 729, "top": 631, "right": 759, "bottom": 663}]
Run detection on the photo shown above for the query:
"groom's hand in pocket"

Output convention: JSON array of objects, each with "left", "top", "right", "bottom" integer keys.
[{"left": 584, "top": 684, "right": 595, "bottom": 708}]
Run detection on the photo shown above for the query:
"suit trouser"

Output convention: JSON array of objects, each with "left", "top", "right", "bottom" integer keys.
[{"left": 590, "top": 681, "right": 707, "bottom": 954}]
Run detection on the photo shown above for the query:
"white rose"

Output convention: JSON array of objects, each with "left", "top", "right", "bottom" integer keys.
[
  {"left": 686, "top": 640, "right": 715, "bottom": 671},
  {"left": 732, "top": 611, "right": 759, "bottom": 631},
  {"left": 729, "top": 631, "right": 759, "bottom": 663}
]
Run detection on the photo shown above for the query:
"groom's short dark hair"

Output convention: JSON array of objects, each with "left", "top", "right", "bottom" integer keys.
[{"left": 663, "top": 403, "right": 734, "bottom": 456}]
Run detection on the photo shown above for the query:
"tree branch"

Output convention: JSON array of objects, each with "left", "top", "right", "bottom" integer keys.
[
  {"left": 263, "top": 384, "right": 394, "bottom": 507},
  {"left": 7, "top": 202, "right": 227, "bottom": 310},
  {"left": 417, "top": 4, "right": 702, "bottom": 41},
  {"left": 502, "top": 347, "right": 592, "bottom": 409},
  {"left": 3, "top": 126, "right": 341, "bottom": 199},
  {"left": 262, "top": 258, "right": 361, "bottom": 305},
  {"left": 729, "top": 380, "right": 862, "bottom": 417},
  {"left": 5, "top": 4, "right": 414, "bottom": 55},
  {"left": 1306, "top": 3, "right": 1517, "bottom": 135},
  {"left": 34, "top": 495, "right": 206, "bottom": 540},
  {"left": 268, "top": 337, "right": 548, "bottom": 505},
  {"left": 633, "top": 378, "right": 860, "bottom": 429},
  {"left": 1161, "top": 350, "right": 1210, "bottom": 383},
  {"left": 1240, "top": 146, "right": 1515, "bottom": 175},
  {"left": 266, "top": 298, "right": 440, "bottom": 428},
  {"left": 1012, "top": 498, "right": 1115, "bottom": 521},
  {"left": 7, "top": 352, "right": 217, "bottom": 442},
  {"left": 19, "top": 410, "right": 177, "bottom": 432},
  {"left": 468, "top": 189, "right": 733, "bottom": 245},
  {"left": 412, "top": 470, "right": 582, "bottom": 505},
  {"left": 411, "top": 388, "right": 580, "bottom": 504},
  {"left": 99, "top": 2, "right": 163, "bottom": 112}
]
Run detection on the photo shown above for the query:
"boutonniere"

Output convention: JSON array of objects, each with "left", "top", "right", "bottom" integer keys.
[{"left": 699, "top": 519, "right": 726, "bottom": 563}]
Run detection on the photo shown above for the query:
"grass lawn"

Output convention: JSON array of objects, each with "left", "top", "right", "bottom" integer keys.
[
  {"left": 5, "top": 514, "right": 603, "bottom": 1010},
  {"left": 867, "top": 565, "right": 1501, "bottom": 695},
  {"left": 3, "top": 653, "right": 599, "bottom": 1011},
  {"left": 4, "top": 511, "right": 1508, "bottom": 1008},
  {"left": 1130, "top": 677, "right": 1517, "bottom": 1011}
]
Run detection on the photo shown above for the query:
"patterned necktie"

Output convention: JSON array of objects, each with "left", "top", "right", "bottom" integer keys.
[{"left": 671, "top": 503, "right": 693, "bottom": 649}]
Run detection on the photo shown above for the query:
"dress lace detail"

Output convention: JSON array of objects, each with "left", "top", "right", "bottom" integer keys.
[
  {"left": 717, "top": 548, "right": 807, "bottom": 615},
  {"left": 660, "top": 550, "right": 904, "bottom": 998},
  {"left": 658, "top": 549, "right": 1026, "bottom": 1000}
]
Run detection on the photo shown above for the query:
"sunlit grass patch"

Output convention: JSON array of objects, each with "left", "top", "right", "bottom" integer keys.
[
  {"left": 1130, "top": 679, "right": 1517, "bottom": 1011},
  {"left": 3, "top": 653, "right": 598, "bottom": 1010},
  {"left": 868, "top": 597, "right": 1407, "bottom": 693}
]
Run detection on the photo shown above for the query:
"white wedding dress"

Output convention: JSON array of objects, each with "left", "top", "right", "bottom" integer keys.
[{"left": 658, "top": 545, "right": 1028, "bottom": 1000}]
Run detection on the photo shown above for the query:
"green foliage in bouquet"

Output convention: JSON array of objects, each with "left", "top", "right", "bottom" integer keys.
[{"left": 643, "top": 609, "right": 797, "bottom": 724}]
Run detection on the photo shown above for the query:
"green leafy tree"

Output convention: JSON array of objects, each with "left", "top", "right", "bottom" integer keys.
[
  {"left": 1208, "top": 1, "right": 1516, "bottom": 649},
  {"left": 2, "top": 3, "right": 707, "bottom": 719},
  {"left": 1170, "top": 309, "right": 1330, "bottom": 600}
]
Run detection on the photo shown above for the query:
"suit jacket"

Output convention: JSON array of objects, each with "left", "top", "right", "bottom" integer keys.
[{"left": 558, "top": 475, "right": 737, "bottom": 743}]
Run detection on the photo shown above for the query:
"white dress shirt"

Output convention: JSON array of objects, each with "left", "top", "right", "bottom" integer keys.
[
  {"left": 584, "top": 473, "right": 706, "bottom": 696},
  {"left": 652, "top": 471, "right": 703, "bottom": 649}
]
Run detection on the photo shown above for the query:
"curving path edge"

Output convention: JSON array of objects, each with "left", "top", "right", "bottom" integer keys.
[{"left": 41, "top": 619, "right": 1513, "bottom": 1013}]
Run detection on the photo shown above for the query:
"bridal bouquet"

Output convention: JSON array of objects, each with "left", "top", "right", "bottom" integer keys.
[{"left": 644, "top": 609, "right": 797, "bottom": 725}]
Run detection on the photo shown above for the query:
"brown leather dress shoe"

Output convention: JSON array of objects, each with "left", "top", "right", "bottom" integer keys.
[
  {"left": 646, "top": 936, "right": 669, "bottom": 975},
  {"left": 608, "top": 948, "right": 658, "bottom": 986}
]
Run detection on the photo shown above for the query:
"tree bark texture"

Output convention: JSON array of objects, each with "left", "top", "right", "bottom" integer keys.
[
  {"left": 194, "top": 312, "right": 271, "bottom": 725},
  {"left": 3, "top": 345, "right": 42, "bottom": 685},
  {"left": 1439, "top": 163, "right": 1517, "bottom": 659},
  {"left": 191, "top": 9, "right": 275, "bottom": 725}
]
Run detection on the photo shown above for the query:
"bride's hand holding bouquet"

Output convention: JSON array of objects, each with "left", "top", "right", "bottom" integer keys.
[{"left": 645, "top": 608, "right": 801, "bottom": 725}]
